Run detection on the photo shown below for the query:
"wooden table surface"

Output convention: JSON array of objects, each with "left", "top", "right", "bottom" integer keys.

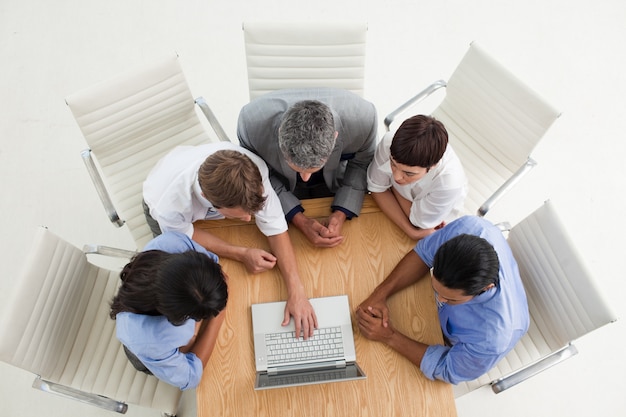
[{"left": 195, "top": 195, "right": 457, "bottom": 417}]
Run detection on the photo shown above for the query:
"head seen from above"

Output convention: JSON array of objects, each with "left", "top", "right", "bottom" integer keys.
[
  {"left": 110, "top": 250, "right": 228, "bottom": 325},
  {"left": 198, "top": 150, "right": 267, "bottom": 218},
  {"left": 390, "top": 115, "right": 448, "bottom": 185},
  {"left": 278, "top": 100, "right": 337, "bottom": 174},
  {"left": 431, "top": 234, "right": 499, "bottom": 305}
]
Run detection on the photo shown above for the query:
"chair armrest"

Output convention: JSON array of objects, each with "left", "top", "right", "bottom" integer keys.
[
  {"left": 80, "top": 149, "right": 125, "bottom": 227},
  {"left": 195, "top": 97, "right": 231, "bottom": 142},
  {"left": 82, "top": 244, "right": 137, "bottom": 259},
  {"left": 478, "top": 157, "right": 538, "bottom": 217},
  {"left": 491, "top": 344, "right": 578, "bottom": 394},
  {"left": 32, "top": 376, "right": 128, "bottom": 414},
  {"left": 495, "top": 221, "right": 512, "bottom": 232},
  {"left": 384, "top": 80, "right": 447, "bottom": 130}
]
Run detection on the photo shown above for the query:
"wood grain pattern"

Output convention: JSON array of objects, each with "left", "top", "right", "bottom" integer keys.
[{"left": 195, "top": 195, "right": 457, "bottom": 417}]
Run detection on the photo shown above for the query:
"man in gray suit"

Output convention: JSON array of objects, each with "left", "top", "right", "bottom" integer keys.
[{"left": 237, "top": 88, "right": 378, "bottom": 248}]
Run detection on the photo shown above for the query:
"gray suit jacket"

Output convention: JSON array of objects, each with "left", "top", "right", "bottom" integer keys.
[{"left": 237, "top": 88, "right": 378, "bottom": 217}]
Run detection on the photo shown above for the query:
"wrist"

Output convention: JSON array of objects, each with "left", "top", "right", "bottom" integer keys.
[
  {"left": 286, "top": 281, "right": 306, "bottom": 298},
  {"left": 330, "top": 210, "right": 347, "bottom": 223},
  {"left": 291, "top": 212, "right": 308, "bottom": 228}
]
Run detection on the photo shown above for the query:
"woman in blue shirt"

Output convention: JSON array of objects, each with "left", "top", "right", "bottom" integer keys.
[{"left": 110, "top": 232, "right": 228, "bottom": 390}]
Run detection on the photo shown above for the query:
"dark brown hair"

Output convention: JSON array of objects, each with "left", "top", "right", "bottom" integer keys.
[{"left": 390, "top": 115, "right": 448, "bottom": 168}]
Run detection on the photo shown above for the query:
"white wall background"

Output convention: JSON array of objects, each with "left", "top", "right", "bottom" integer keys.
[{"left": 1, "top": 0, "right": 624, "bottom": 416}]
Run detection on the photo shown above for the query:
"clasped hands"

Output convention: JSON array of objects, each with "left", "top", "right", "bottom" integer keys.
[
  {"left": 356, "top": 296, "right": 395, "bottom": 342},
  {"left": 294, "top": 210, "right": 346, "bottom": 248}
]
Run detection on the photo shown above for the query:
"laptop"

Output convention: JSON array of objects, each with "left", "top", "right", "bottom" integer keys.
[{"left": 251, "top": 294, "right": 366, "bottom": 390}]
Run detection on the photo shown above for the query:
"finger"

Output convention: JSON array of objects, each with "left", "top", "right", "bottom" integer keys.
[
  {"left": 281, "top": 308, "right": 291, "bottom": 327},
  {"left": 300, "top": 318, "right": 310, "bottom": 340},
  {"left": 310, "top": 309, "right": 319, "bottom": 331},
  {"left": 358, "top": 309, "right": 376, "bottom": 325},
  {"left": 315, "top": 236, "right": 344, "bottom": 248},
  {"left": 294, "top": 318, "right": 303, "bottom": 340},
  {"left": 308, "top": 314, "right": 316, "bottom": 338},
  {"left": 318, "top": 226, "right": 333, "bottom": 238},
  {"left": 261, "top": 252, "right": 277, "bottom": 262}
]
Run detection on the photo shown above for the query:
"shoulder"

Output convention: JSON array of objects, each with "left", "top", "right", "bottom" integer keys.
[
  {"left": 416, "top": 216, "right": 497, "bottom": 261},
  {"left": 143, "top": 232, "right": 219, "bottom": 261},
  {"left": 154, "top": 143, "right": 238, "bottom": 169},
  {"left": 116, "top": 313, "right": 196, "bottom": 353}
]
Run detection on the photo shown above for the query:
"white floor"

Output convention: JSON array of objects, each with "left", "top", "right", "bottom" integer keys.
[{"left": 1, "top": 0, "right": 625, "bottom": 416}]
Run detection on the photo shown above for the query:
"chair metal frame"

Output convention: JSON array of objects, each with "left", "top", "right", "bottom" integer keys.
[
  {"left": 68, "top": 54, "right": 230, "bottom": 250},
  {"left": 0, "top": 228, "right": 181, "bottom": 416},
  {"left": 384, "top": 42, "right": 560, "bottom": 217},
  {"left": 453, "top": 201, "right": 617, "bottom": 397}
]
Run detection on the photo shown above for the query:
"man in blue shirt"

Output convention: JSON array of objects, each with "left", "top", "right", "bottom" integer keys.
[{"left": 356, "top": 216, "right": 529, "bottom": 384}]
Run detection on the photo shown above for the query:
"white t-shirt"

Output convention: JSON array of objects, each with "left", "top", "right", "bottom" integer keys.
[
  {"left": 143, "top": 142, "right": 287, "bottom": 237},
  {"left": 367, "top": 132, "right": 468, "bottom": 229}
]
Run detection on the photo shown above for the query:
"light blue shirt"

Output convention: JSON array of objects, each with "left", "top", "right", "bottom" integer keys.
[
  {"left": 116, "top": 232, "right": 219, "bottom": 390},
  {"left": 415, "top": 216, "right": 529, "bottom": 384}
]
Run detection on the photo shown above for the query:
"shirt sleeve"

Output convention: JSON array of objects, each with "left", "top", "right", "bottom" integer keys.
[
  {"left": 252, "top": 158, "right": 289, "bottom": 236},
  {"left": 116, "top": 315, "right": 203, "bottom": 391},
  {"left": 366, "top": 133, "right": 394, "bottom": 193},
  {"left": 151, "top": 207, "right": 195, "bottom": 238},
  {"left": 421, "top": 341, "right": 502, "bottom": 384},
  {"left": 415, "top": 217, "right": 474, "bottom": 265},
  {"left": 140, "top": 345, "right": 204, "bottom": 391},
  {"left": 409, "top": 187, "right": 464, "bottom": 229},
  {"left": 143, "top": 232, "right": 219, "bottom": 262},
  {"left": 331, "top": 106, "right": 378, "bottom": 216}
]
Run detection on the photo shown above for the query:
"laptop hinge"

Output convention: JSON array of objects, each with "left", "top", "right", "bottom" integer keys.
[{"left": 268, "top": 360, "right": 346, "bottom": 376}]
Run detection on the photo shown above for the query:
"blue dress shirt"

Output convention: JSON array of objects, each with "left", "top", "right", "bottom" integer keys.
[{"left": 415, "top": 216, "right": 529, "bottom": 384}]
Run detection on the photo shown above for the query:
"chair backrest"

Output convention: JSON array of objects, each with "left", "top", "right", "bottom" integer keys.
[
  {"left": 66, "top": 54, "right": 213, "bottom": 249},
  {"left": 453, "top": 201, "right": 617, "bottom": 396},
  {"left": 243, "top": 21, "right": 367, "bottom": 100},
  {"left": 431, "top": 43, "right": 561, "bottom": 215},
  {"left": 0, "top": 228, "right": 182, "bottom": 415}
]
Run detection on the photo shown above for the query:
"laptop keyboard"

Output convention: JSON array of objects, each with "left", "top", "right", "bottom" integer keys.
[{"left": 265, "top": 326, "right": 344, "bottom": 365}]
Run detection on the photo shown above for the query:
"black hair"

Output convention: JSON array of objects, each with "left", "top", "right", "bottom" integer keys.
[
  {"left": 110, "top": 250, "right": 228, "bottom": 325},
  {"left": 432, "top": 234, "right": 500, "bottom": 296}
]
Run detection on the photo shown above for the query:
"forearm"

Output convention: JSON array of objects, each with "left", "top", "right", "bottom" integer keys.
[
  {"left": 191, "top": 310, "right": 226, "bottom": 367},
  {"left": 192, "top": 227, "right": 247, "bottom": 262},
  {"left": 267, "top": 231, "right": 305, "bottom": 296},
  {"left": 372, "top": 191, "right": 427, "bottom": 240},
  {"left": 385, "top": 329, "right": 429, "bottom": 368},
  {"left": 371, "top": 250, "right": 428, "bottom": 300},
  {"left": 290, "top": 212, "right": 309, "bottom": 235}
]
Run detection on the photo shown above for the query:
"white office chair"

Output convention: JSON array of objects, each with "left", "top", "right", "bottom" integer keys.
[
  {"left": 453, "top": 201, "right": 617, "bottom": 397},
  {"left": 66, "top": 54, "right": 230, "bottom": 250},
  {"left": 385, "top": 42, "right": 561, "bottom": 217},
  {"left": 242, "top": 21, "right": 368, "bottom": 100},
  {"left": 0, "top": 227, "right": 182, "bottom": 416}
]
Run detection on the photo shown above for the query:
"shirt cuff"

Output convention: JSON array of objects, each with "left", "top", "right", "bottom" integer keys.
[
  {"left": 331, "top": 206, "right": 356, "bottom": 220},
  {"left": 285, "top": 205, "right": 305, "bottom": 223},
  {"left": 420, "top": 344, "right": 448, "bottom": 382}
]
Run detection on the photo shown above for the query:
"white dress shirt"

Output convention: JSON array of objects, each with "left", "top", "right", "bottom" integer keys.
[
  {"left": 367, "top": 132, "right": 468, "bottom": 229},
  {"left": 143, "top": 142, "right": 287, "bottom": 237}
]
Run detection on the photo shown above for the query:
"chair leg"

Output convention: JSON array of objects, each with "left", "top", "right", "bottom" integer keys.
[{"left": 32, "top": 376, "right": 128, "bottom": 414}]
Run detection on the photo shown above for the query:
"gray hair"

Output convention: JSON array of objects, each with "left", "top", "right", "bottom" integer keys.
[{"left": 278, "top": 100, "right": 336, "bottom": 169}]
